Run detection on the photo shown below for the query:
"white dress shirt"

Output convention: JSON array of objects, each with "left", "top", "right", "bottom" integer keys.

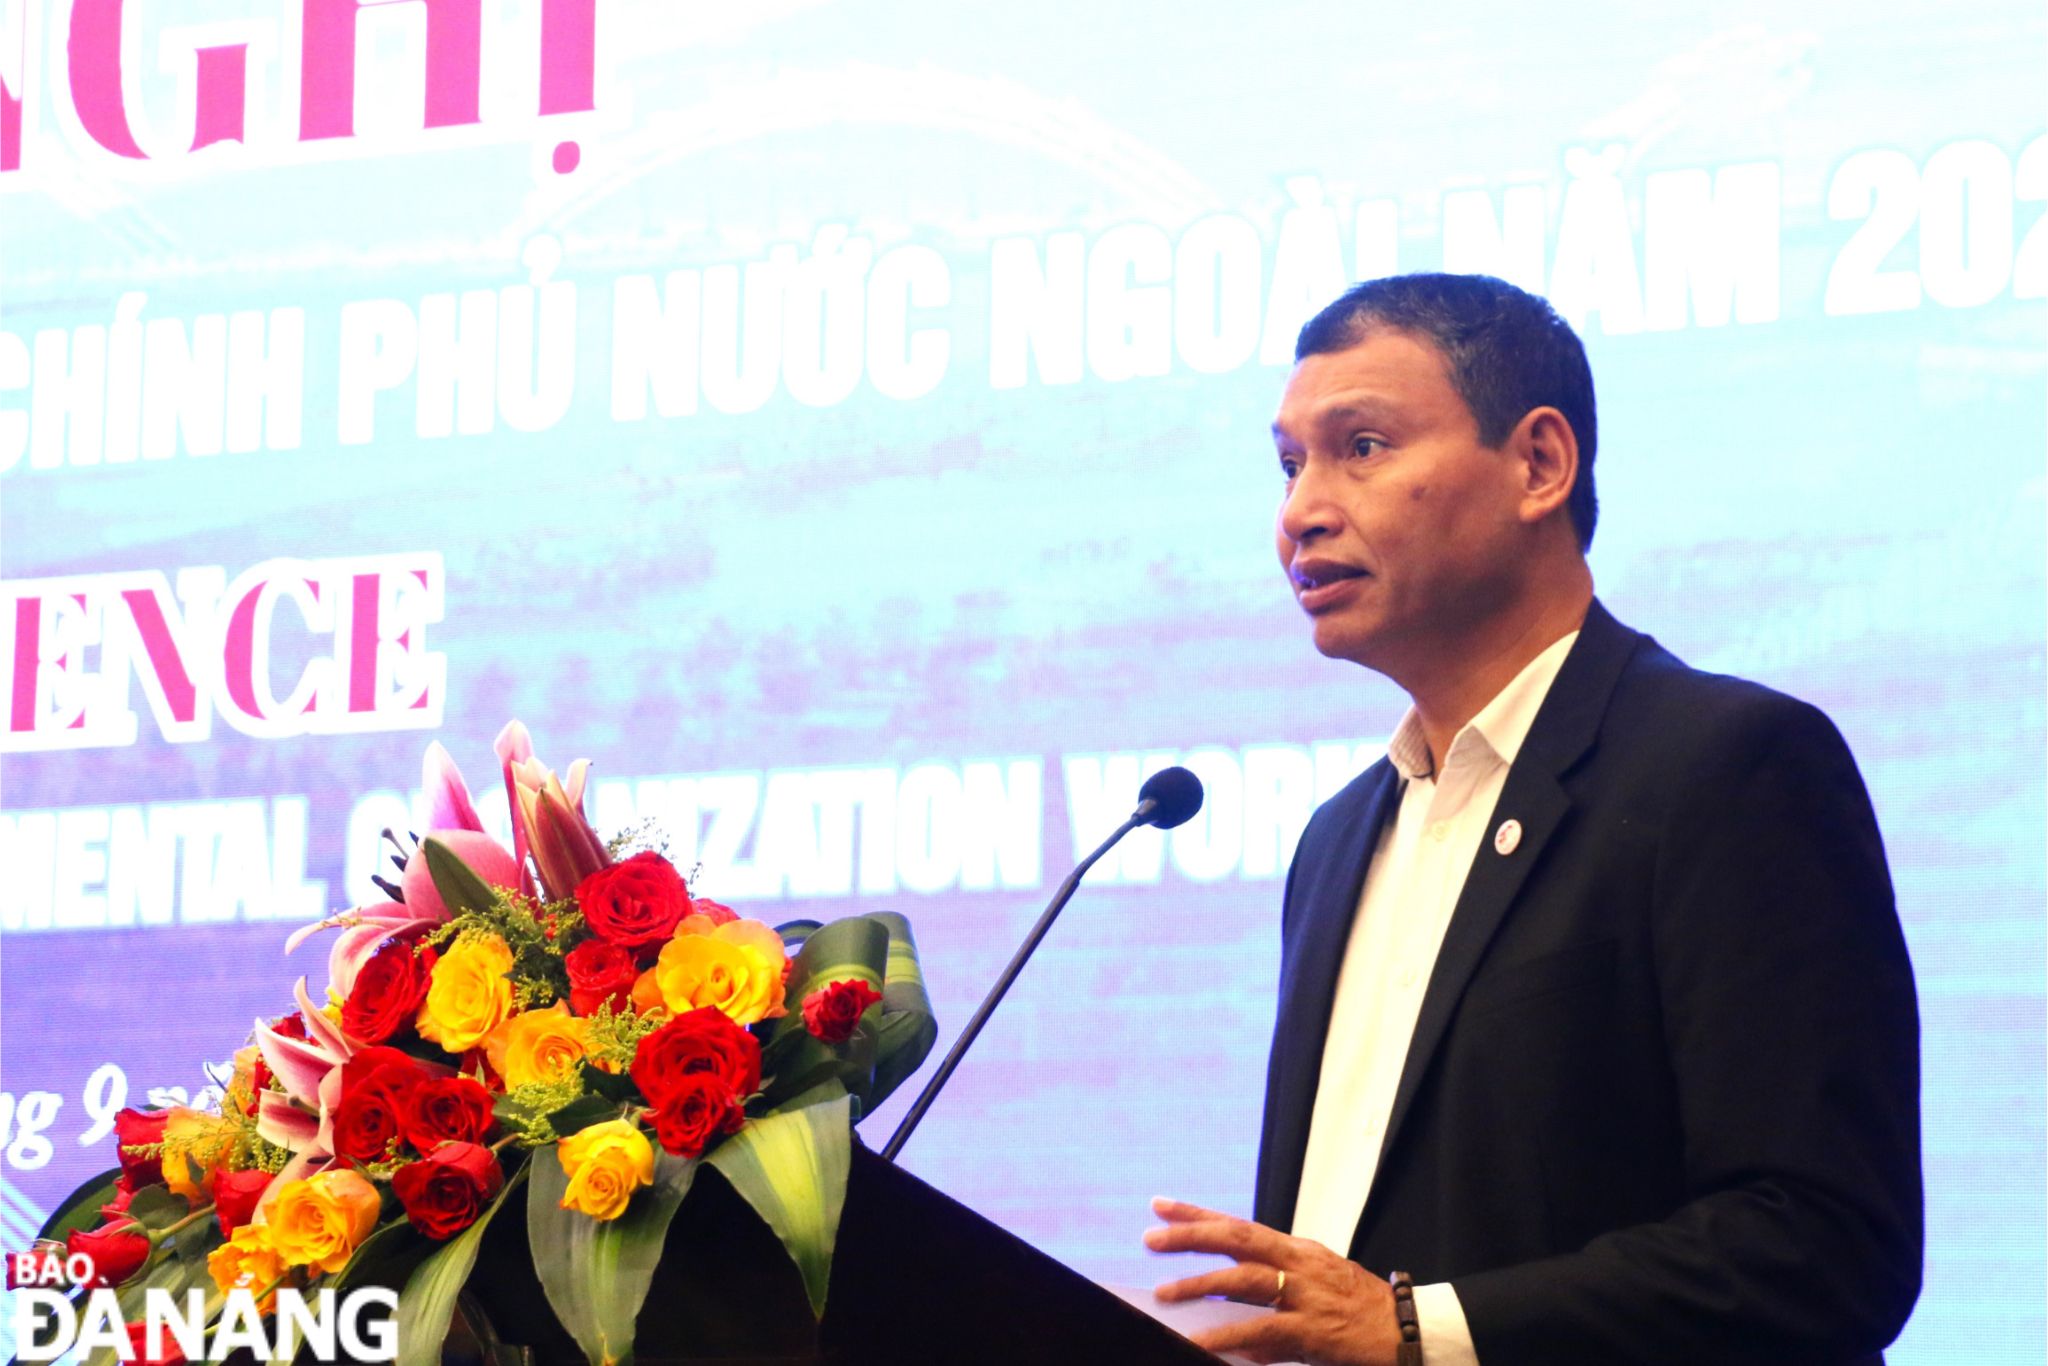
[{"left": 1289, "top": 631, "right": 1579, "bottom": 1366}]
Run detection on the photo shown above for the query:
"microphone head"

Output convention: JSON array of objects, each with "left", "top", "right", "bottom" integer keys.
[{"left": 1137, "top": 766, "right": 1205, "bottom": 829}]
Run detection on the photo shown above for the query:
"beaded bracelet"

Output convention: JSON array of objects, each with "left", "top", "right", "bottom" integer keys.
[{"left": 1389, "top": 1270, "right": 1424, "bottom": 1366}]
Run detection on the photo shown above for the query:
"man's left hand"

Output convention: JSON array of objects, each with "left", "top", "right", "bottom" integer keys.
[{"left": 1146, "top": 1197, "right": 1401, "bottom": 1366}]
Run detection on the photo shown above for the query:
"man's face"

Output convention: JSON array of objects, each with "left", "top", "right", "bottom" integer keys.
[{"left": 1271, "top": 328, "right": 1529, "bottom": 675}]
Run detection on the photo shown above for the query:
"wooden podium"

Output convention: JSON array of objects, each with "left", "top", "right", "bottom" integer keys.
[{"left": 455, "top": 1141, "right": 1224, "bottom": 1365}]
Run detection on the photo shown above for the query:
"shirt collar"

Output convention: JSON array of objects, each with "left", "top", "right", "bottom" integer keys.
[{"left": 1385, "top": 630, "right": 1581, "bottom": 782}]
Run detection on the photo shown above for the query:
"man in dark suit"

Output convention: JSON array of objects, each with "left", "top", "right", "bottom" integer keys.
[{"left": 1147, "top": 274, "right": 1921, "bottom": 1365}]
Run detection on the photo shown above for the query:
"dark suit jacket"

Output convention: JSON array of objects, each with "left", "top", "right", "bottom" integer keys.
[{"left": 1253, "top": 600, "right": 1921, "bottom": 1365}]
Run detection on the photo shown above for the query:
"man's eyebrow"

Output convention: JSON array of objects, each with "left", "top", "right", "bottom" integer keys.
[
  {"left": 1272, "top": 398, "right": 1398, "bottom": 443},
  {"left": 1314, "top": 399, "right": 1399, "bottom": 427}
]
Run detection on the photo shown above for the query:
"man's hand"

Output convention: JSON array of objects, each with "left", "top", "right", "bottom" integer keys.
[{"left": 1145, "top": 1197, "right": 1402, "bottom": 1366}]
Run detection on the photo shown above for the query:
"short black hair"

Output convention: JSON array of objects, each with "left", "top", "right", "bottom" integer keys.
[{"left": 1295, "top": 273, "right": 1599, "bottom": 551}]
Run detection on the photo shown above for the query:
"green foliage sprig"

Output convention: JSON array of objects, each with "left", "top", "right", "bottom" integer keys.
[
  {"left": 581, "top": 1001, "right": 663, "bottom": 1073},
  {"left": 605, "top": 818, "right": 668, "bottom": 861},
  {"left": 494, "top": 1076, "right": 591, "bottom": 1147}
]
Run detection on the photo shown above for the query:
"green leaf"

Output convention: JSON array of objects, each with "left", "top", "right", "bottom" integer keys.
[
  {"left": 705, "top": 1087, "right": 852, "bottom": 1318},
  {"left": 171, "top": 1220, "right": 220, "bottom": 1263},
  {"left": 131, "top": 1227, "right": 219, "bottom": 1311},
  {"left": 527, "top": 1142, "right": 699, "bottom": 1366},
  {"left": 755, "top": 915, "right": 935, "bottom": 1115},
  {"left": 423, "top": 836, "right": 500, "bottom": 917},
  {"left": 492, "top": 1094, "right": 538, "bottom": 1128},
  {"left": 326, "top": 1213, "right": 434, "bottom": 1300},
  {"left": 778, "top": 918, "right": 888, "bottom": 1014},
  {"left": 758, "top": 1018, "right": 879, "bottom": 1112},
  {"left": 393, "top": 1161, "right": 529, "bottom": 1366},
  {"left": 545, "top": 1093, "right": 620, "bottom": 1139},
  {"left": 282, "top": 1217, "right": 432, "bottom": 1362},
  {"left": 772, "top": 918, "right": 824, "bottom": 954},
  {"left": 123, "top": 1185, "right": 192, "bottom": 1232},
  {"left": 32, "top": 1168, "right": 122, "bottom": 1244},
  {"left": 580, "top": 1060, "right": 642, "bottom": 1105},
  {"left": 871, "top": 1009, "right": 936, "bottom": 1108},
  {"left": 864, "top": 913, "right": 938, "bottom": 1108}
]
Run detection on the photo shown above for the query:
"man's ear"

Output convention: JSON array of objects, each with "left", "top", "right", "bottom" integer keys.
[{"left": 1513, "top": 406, "right": 1579, "bottom": 527}]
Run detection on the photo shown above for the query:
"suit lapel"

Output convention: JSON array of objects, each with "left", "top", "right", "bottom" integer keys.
[
  {"left": 1257, "top": 762, "right": 1402, "bottom": 1229},
  {"left": 1358, "top": 600, "right": 1643, "bottom": 1229}
]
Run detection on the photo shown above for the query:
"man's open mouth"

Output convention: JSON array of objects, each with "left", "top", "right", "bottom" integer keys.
[{"left": 1291, "top": 562, "right": 1368, "bottom": 590}]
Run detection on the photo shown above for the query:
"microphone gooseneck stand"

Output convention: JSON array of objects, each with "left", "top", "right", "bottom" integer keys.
[{"left": 879, "top": 808, "right": 1150, "bottom": 1163}]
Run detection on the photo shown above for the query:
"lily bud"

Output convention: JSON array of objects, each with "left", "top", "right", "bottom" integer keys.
[{"left": 524, "top": 766, "right": 611, "bottom": 901}]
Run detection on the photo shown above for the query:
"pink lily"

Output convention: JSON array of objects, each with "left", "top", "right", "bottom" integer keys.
[
  {"left": 285, "top": 833, "right": 518, "bottom": 1004},
  {"left": 399, "top": 829, "right": 523, "bottom": 924},
  {"left": 495, "top": 721, "right": 610, "bottom": 901},
  {"left": 281, "top": 738, "right": 498, "bottom": 992},
  {"left": 404, "top": 737, "right": 521, "bottom": 923},
  {"left": 495, "top": 722, "right": 540, "bottom": 899},
  {"left": 286, "top": 906, "right": 435, "bottom": 1006},
  {"left": 255, "top": 1089, "right": 320, "bottom": 1154},
  {"left": 422, "top": 740, "right": 485, "bottom": 834},
  {"left": 252, "top": 978, "right": 353, "bottom": 1155}
]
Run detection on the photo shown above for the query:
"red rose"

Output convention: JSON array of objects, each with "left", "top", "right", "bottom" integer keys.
[
  {"left": 690, "top": 896, "right": 738, "bottom": 927},
  {"left": 332, "top": 1046, "right": 427, "bottom": 1161},
  {"left": 342, "top": 935, "right": 437, "bottom": 1044},
  {"left": 401, "top": 1075, "right": 495, "bottom": 1153},
  {"left": 270, "top": 1012, "right": 310, "bottom": 1043},
  {"left": 112, "top": 1108, "right": 169, "bottom": 1193},
  {"left": 564, "top": 939, "right": 638, "bottom": 1017},
  {"left": 123, "top": 1321, "right": 187, "bottom": 1365},
  {"left": 575, "top": 851, "right": 691, "bottom": 951},
  {"left": 68, "top": 1223, "right": 151, "bottom": 1288},
  {"left": 391, "top": 1142, "right": 503, "bottom": 1240},
  {"left": 801, "top": 979, "right": 883, "bottom": 1044},
  {"left": 651, "top": 1073, "right": 746, "bottom": 1158},
  {"left": 341, "top": 1045, "right": 428, "bottom": 1102},
  {"left": 100, "top": 1188, "right": 134, "bottom": 1220},
  {"left": 632, "top": 1007, "right": 761, "bottom": 1110},
  {"left": 210, "top": 1167, "right": 271, "bottom": 1236},
  {"left": 333, "top": 1088, "right": 405, "bottom": 1164}
]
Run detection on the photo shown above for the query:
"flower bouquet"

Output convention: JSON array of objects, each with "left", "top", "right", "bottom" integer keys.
[{"left": 18, "top": 724, "right": 937, "bottom": 1366}]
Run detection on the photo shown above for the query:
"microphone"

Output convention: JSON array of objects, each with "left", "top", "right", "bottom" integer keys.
[
  {"left": 1134, "top": 765, "right": 1204, "bottom": 829},
  {"left": 880, "top": 767, "right": 1206, "bottom": 1162}
]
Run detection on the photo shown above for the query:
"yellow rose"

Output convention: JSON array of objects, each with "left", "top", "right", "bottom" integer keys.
[
  {"left": 161, "top": 1108, "right": 234, "bottom": 1204},
  {"left": 485, "top": 1002, "right": 591, "bottom": 1089},
  {"left": 651, "top": 919, "right": 788, "bottom": 1026},
  {"left": 266, "top": 1168, "right": 383, "bottom": 1273},
  {"left": 631, "top": 967, "right": 666, "bottom": 1017},
  {"left": 418, "top": 933, "right": 516, "bottom": 1052},
  {"left": 207, "top": 1223, "right": 290, "bottom": 1312},
  {"left": 556, "top": 1119, "right": 654, "bottom": 1221}
]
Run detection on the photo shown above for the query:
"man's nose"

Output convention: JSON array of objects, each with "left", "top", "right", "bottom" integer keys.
[{"left": 1278, "top": 462, "right": 1338, "bottom": 545}]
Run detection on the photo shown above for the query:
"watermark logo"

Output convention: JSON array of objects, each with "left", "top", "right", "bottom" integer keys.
[{"left": 9, "top": 1249, "right": 398, "bottom": 1362}]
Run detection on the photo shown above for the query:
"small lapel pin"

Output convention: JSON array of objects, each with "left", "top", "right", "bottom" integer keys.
[{"left": 1494, "top": 819, "right": 1522, "bottom": 855}]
